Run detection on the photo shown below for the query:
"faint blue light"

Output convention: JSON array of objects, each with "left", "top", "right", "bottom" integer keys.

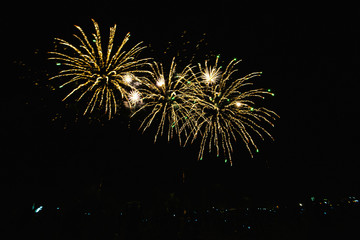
[
  {"left": 173, "top": 214, "right": 176, "bottom": 217},
  {"left": 324, "top": 212, "right": 327, "bottom": 215},
  {"left": 248, "top": 226, "right": 251, "bottom": 229},
  {"left": 35, "top": 206, "right": 43, "bottom": 213},
  {"left": 56, "top": 207, "right": 60, "bottom": 210},
  {"left": 194, "top": 218, "right": 198, "bottom": 222}
]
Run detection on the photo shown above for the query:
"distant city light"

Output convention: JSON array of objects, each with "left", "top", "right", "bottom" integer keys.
[
  {"left": 35, "top": 206, "right": 43, "bottom": 213},
  {"left": 25, "top": 195, "right": 360, "bottom": 230}
]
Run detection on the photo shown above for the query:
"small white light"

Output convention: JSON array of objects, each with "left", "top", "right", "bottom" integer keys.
[
  {"left": 235, "top": 102, "right": 242, "bottom": 107},
  {"left": 129, "top": 90, "right": 141, "bottom": 105},
  {"left": 156, "top": 77, "right": 165, "bottom": 87},
  {"left": 202, "top": 67, "right": 220, "bottom": 84},
  {"left": 123, "top": 74, "right": 133, "bottom": 83}
]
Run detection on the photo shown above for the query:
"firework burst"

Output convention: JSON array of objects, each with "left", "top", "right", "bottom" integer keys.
[
  {"left": 187, "top": 56, "right": 278, "bottom": 165},
  {"left": 131, "top": 58, "right": 195, "bottom": 144},
  {"left": 48, "top": 19, "right": 149, "bottom": 119}
]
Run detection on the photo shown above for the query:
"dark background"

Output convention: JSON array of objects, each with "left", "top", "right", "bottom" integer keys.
[{"left": 3, "top": 1, "right": 360, "bottom": 214}]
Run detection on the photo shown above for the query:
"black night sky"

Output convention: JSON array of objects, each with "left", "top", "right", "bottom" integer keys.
[{"left": 4, "top": 1, "right": 360, "bottom": 239}]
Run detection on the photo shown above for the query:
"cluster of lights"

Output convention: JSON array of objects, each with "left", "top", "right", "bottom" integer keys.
[{"left": 31, "top": 196, "right": 360, "bottom": 234}]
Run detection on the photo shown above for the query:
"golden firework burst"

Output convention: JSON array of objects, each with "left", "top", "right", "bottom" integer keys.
[
  {"left": 49, "top": 19, "right": 150, "bottom": 119},
  {"left": 187, "top": 57, "right": 279, "bottom": 165},
  {"left": 131, "top": 58, "right": 196, "bottom": 144}
]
